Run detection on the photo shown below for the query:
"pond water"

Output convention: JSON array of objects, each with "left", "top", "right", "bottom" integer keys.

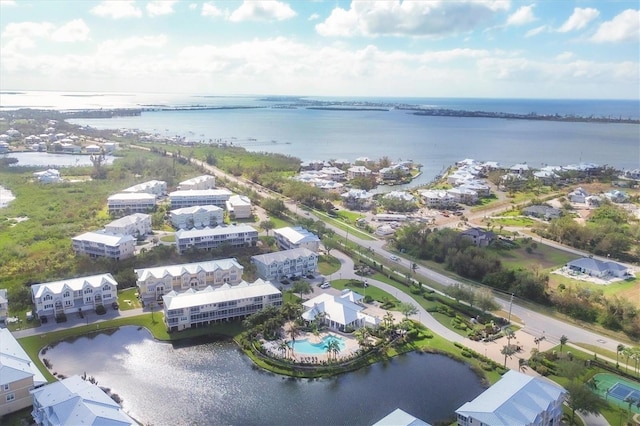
[
  {"left": 42, "top": 327, "right": 486, "bottom": 425},
  {"left": 0, "top": 185, "right": 15, "bottom": 208}
]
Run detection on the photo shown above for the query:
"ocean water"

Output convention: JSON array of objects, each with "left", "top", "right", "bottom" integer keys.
[{"left": 2, "top": 91, "right": 638, "bottom": 185}]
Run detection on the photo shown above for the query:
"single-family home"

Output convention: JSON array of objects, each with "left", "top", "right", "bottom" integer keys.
[
  {"left": 455, "top": 370, "right": 565, "bottom": 426},
  {"left": 523, "top": 205, "right": 562, "bottom": 221},
  {"left": 84, "top": 144, "right": 102, "bottom": 154},
  {"left": 31, "top": 375, "right": 136, "bottom": 426},
  {"left": 135, "top": 258, "right": 244, "bottom": 304},
  {"left": 566, "top": 258, "right": 631, "bottom": 279},
  {"left": 0, "top": 141, "right": 9, "bottom": 153},
  {"left": 0, "top": 328, "right": 47, "bottom": 417},
  {"left": 72, "top": 231, "right": 136, "bottom": 260},
  {"left": 251, "top": 248, "right": 318, "bottom": 281},
  {"left": 122, "top": 180, "right": 167, "bottom": 196},
  {"left": 302, "top": 291, "right": 379, "bottom": 332},
  {"left": 459, "top": 180, "right": 491, "bottom": 197},
  {"left": 447, "top": 187, "right": 478, "bottom": 205},
  {"left": 460, "top": 228, "right": 495, "bottom": 247},
  {"left": 33, "top": 169, "right": 62, "bottom": 184},
  {"left": 273, "top": 226, "right": 321, "bottom": 252},
  {"left": 346, "top": 165, "right": 372, "bottom": 180},
  {"left": 510, "top": 163, "right": 530, "bottom": 174},
  {"left": 175, "top": 225, "right": 258, "bottom": 254},
  {"left": 226, "top": 194, "right": 252, "bottom": 219},
  {"left": 568, "top": 187, "right": 589, "bottom": 203},
  {"left": 178, "top": 174, "right": 216, "bottom": 190},
  {"left": 104, "top": 213, "right": 152, "bottom": 237},
  {"left": 373, "top": 408, "right": 430, "bottom": 426},
  {"left": 0, "top": 289, "right": 7, "bottom": 323},
  {"left": 107, "top": 193, "right": 156, "bottom": 215},
  {"left": 170, "top": 205, "right": 224, "bottom": 229},
  {"left": 320, "top": 166, "right": 346, "bottom": 181},
  {"left": 169, "top": 189, "right": 232, "bottom": 209},
  {"left": 31, "top": 273, "right": 118, "bottom": 321},
  {"left": 420, "top": 189, "right": 456, "bottom": 208},
  {"left": 341, "top": 188, "right": 375, "bottom": 210},
  {"left": 163, "top": 279, "right": 282, "bottom": 332},
  {"left": 384, "top": 191, "right": 415, "bottom": 203},
  {"left": 375, "top": 213, "right": 408, "bottom": 222},
  {"left": 603, "top": 190, "right": 629, "bottom": 203}
]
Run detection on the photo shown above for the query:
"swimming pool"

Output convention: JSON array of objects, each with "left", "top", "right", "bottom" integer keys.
[{"left": 289, "top": 335, "right": 346, "bottom": 355}]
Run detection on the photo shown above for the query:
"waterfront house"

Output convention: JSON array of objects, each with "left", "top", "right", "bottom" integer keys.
[
  {"left": 302, "top": 291, "right": 379, "bottom": 332},
  {"left": 104, "top": 213, "right": 152, "bottom": 237},
  {"left": 347, "top": 165, "right": 372, "bottom": 180},
  {"left": 320, "top": 166, "right": 346, "bottom": 181},
  {"left": 455, "top": 370, "right": 565, "bottom": 426},
  {"left": 273, "top": 226, "right": 321, "bottom": 253},
  {"left": 163, "top": 279, "right": 282, "bottom": 332},
  {"left": 341, "top": 188, "right": 375, "bottom": 210},
  {"left": 178, "top": 174, "right": 216, "bottom": 190},
  {"left": 419, "top": 189, "right": 456, "bottom": 208},
  {"left": 122, "top": 180, "right": 167, "bottom": 197},
  {"left": 565, "top": 257, "right": 631, "bottom": 279},
  {"left": 170, "top": 205, "right": 224, "bottom": 229},
  {"left": 31, "top": 273, "right": 118, "bottom": 321},
  {"left": 373, "top": 408, "right": 430, "bottom": 426},
  {"left": 72, "top": 230, "right": 136, "bottom": 260},
  {"left": 447, "top": 187, "right": 478, "bottom": 205},
  {"left": 175, "top": 224, "right": 258, "bottom": 254},
  {"left": 460, "top": 228, "right": 495, "bottom": 247},
  {"left": 226, "top": 194, "right": 252, "bottom": 219},
  {"left": 135, "top": 258, "right": 244, "bottom": 304},
  {"left": 84, "top": 144, "right": 101, "bottom": 154},
  {"left": 31, "top": 375, "right": 136, "bottom": 426},
  {"left": 0, "top": 289, "right": 7, "bottom": 323},
  {"left": 0, "top": 328, "right": 47, "bottom": 417},
  {"left": 510, "top": 163, "right": 530, "bottom": 175},
  {"left": 251, "top": 247, "right": 318, "bottom": 281},
  {"left": 107, "top": 192, "right": 156, "bottom": 216},
  {"left": 459, "top": 180, "right": 491, "bottom": 197},
  {"left": 0, "top": 141, "right": 9, "bottom": 153},
  {"left": 33, "top": 169, "right": 62, "bottom": 184},
  {"left": 383, "top": 191, "right": 415, "bottom": 203},
  {"left": 169, "top": 189, "right": 232, "bottom": 209}
]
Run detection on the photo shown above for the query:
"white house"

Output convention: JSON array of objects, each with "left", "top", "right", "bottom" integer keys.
[
  {"left": 104, "top": 213, "right": 151, "bottom": 237},
  {"left": 565, "top": 258, "right": 631, "bottom": 279},
  {"left": 226, "top": 194, "right": 252, "bottom": 219},
  {"left": 163, "top": 279, "right": 283, "bottom": 332},
  {"left": 134, "top": 258, "right": 244, "bottom": 304},
  {"left": 33, "top": 169, "right": 62, "bottom": 184},
  {"left": 456, "top": 370, "right": 566, "bottom": 426},
  {"left": 170, "top": 205, "right": 224, "bottom": 229},
  {"left": 107, "top": 193, "right": 156, "bottom": 215},
  {"left": 273, "top": 226, "right": 321, "bottom": 252},
  {"left": 420, "top": 189, "right": 456, "bottom": 208},
  {"left": 31, "top": 274, "right": 118, "bottom": 321},
  {"left": 346, "top": 165, "right": 372, "bottom": 180},
  {"left": 175, "top": 225, "right": 258, "bottom": 254},
  {"left": 568, "top": 187, "right": 589, "bottom": 203},
  {"left": 0, "top": 328, "right": 47, "bottom": 417},
  {"left": 0, "top": 289, "right": 8, "bottom": 323},
  {"left": 447, "top": 187, "right": 478, "bottom": 205},
  {"left": 31, "top": 375, "right": 136, "bottom": 426},
  {"left": 178, "top": 174, "right": 216, "bottom": 190},
  {"left": 302, "top": 291, "right": 379, "bottom": 332},
  {"left": 341, "top": 188, "right": 375, "bottom": 210},
  {"left": 384, "top": 191, "right": 415, "bottom": 203},
  {"left": 122, "top": 180, "right": 167, "bottom": 196},
  {"left": 251, "top": 248, "right": 318, "bottom": 281},
  {"left": 169, "top": 189, "right": 232, "bottom": 209},
  {"left": 604, "top": 190, "right": 629, "bottom": 203},
  {"left": 373, "top": 408, "right": 430, "bottom": 426},
  {"left": 72, "top": 231, "right": 136, "bottom": 260}
]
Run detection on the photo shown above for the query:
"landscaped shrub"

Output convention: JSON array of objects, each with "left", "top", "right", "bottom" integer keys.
[{"left": 95, "top": 305, "right": 106, "bottom": 315}]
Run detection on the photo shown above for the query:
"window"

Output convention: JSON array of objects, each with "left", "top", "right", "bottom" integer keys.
[
  {"left": 3, "top": 384, "right": 9, "bottom": 391},
  {"left": 44, "top": 304, "right": 53, "bottom": 310},
  {"left": 6, "top": 393, "right": 15, "bottom": 402},
  {"left": 85, "top": 296, "right": 92, "bottom": 303},
  {"left": 84, "top": 288, "right": 93, "bottom": 294},
  {"left": 43, "top": 294, "right": 52, "bottom": 301},
  {"left": 63, "top": 291, "right": 70, "bottom": 298}
]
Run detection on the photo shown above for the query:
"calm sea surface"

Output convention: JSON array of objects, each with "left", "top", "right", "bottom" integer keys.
[{"left": 43, "top": 327, "right": 485, "bottom": 425}]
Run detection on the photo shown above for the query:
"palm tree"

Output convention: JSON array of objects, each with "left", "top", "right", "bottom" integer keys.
[
  {"left": 288, "top": 322, "right": 300, "bottom": 352},
  {"left": 278, "top": 340, "right": 289, "bottom": 358},
  {"left": 617, "top": 344, "right": 625, "bottom": 368},
  {"left": 501, "top": 345, "right": 516, "bottom": 368},
  {"left": 383, "top": 312, "right": 395, "bottom": 329},
  {"left": 354, "top": 327, "right": 370, "bottom": 348},
  {"left": 560, "top": 335, "right": 568, "bottom": 353},
  {"left": 324, "top": 338, "right": 341, "bottom": 361}
]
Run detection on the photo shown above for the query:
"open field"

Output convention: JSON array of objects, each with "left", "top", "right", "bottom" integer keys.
[{"left": 493, "top": 242, "right": 579, "bottom": 270}]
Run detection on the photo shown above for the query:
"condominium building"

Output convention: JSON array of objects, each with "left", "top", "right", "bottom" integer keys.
[
  {"left": 226, "top": 194, "right": 252, "bottom": 219},
  {"left": 251, "top": 248, "right": 318, "bottom": 281},
  {"left": 31, "top": 274, "right": 118, "bottom": 321},
  {"left": 31, "top": 375, "right": 136, "bottom": 426},
  {"left": 104, "top": 213, "right": 152, "bottom": 237},
  {"left": 175, "top": 225, "right": 258, "bottom": 254},
  {"left": 72, "top": 230, "right": 136, "bottom": 260},
  {"left": 134, "top": 259, "right": 244, "bottom": 304},
  {"left": 107, "top": 193, "right": 156, "bottom": 215},
  {"left": 178, "top": 174, "right": 216, "bottom": 190},
  {"left": 169, "top": 189, "right": 232, "bottom": 209},
  {"left": 0, "top": 328, "right": 47, "bottom": 417},
  {"left": 273, "top": 226, "right": 321, "bottom": 253},
  {"left": 170, "top": 205, "right": 224, "bottom": 230},
  {"left": 163, "top": 279, "right": 282, "bottom": 332},
  {"left": 122, "top": 180, "right": 167, "bottom": 196},
  {"left": 0, "top": 289, "right": 7, "bottom": 323}
]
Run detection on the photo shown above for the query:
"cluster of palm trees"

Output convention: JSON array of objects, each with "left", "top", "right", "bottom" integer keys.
[{"left": 616, "top": 344, "right": 640, "bottom": 375}]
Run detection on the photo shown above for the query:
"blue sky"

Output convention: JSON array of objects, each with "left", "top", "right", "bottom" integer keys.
[{"left": 0, "top": 0, "right": 638, "bottom": 99}]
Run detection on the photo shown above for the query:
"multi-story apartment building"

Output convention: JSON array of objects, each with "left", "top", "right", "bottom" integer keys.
[
  {"left": 163, "top": 279, "right": 282, "bottom": 332},
  {"left": 134, "top": 258, "right": 244, "bottom": 304},
  {"left": 226, "top": 194, "right": 252, "bottom": 219},
  {"left": 31, "top": 274, "right": 118, "bottom": 321},
  {"left": 72, "top": 231, "right": 136, "bottom": 260},
  {"left": 251, "top": 248, "right": 318, "bottom": 281},
  {"left": 273, "top": 226, "right": 321, "bottom": 253},
  {"left": 170, "top": 205, "right": 224, "bottom": 229},
  {"left": 121, "top": 180, "right": 167, "bottom": 196},
  {"left": 175, "top": 225, "right": 258, "bottom": 254},
  {"left": 104, "top": 213, "right": 152, "bottom": 237},
  {"left": 0, "top": 289, "right": 8, "bottom": 323},
  {"left": 107, "top": 193, "right": 156, "bottom": 215},
  {"left": 178, "top": 174, "right": 216, "bottom": 190},
  {"left": 169, "top": 189, "right": 232, "bottom": 209}
]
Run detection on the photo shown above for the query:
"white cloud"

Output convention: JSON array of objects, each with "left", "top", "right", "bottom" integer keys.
[
  {"left": 228, "top": 1, "right": 296, "bottom": 22},
  {"left": 97, "top": 35, "right": 168, "bottom": 56},
  {"left": 91, "top": 1, "right": 143, "bottom": 19},
  {"left": 147, "top": 0, "right": 177, "bottom": 17},
  {"left": 316, "top": 0, "right": 510, "bottom": 37},
  {"left": 51, "top": 19, "right": 90, "bottom": 42},
  {"left": 590, "top": 9, "right": 640, "bottom": 43},
  {"left": 189, "top": 3, "right": 197, "bottom": 11},
  {"left": 308, "top": 13, "right": 320, "bottom": 21},
  {"left": 2, "top": 21, "right": 55, "bottom": 39},
  {"left": 202, "top": 2, "right": 223, "bottom": 17},
  {"left": 525, "top": 25, "right": 547, "bottom": 37},
  {"left": 506, "top": 5, "right": 536, "bottom": 26},
  {"left": 557, "top": 7, "right": 599, "bottom": 33},
  {"left": 555, "top": 51, "right": 574, "bottom": 62},
  {"left": 0, "top": 0, "right": 17, "bottom": 6}
]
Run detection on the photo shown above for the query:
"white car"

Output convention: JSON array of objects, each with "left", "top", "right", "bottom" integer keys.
[
  {"left": 390, "top": 255, "right": 400, "bottom": 261},
  {"left": 320, "top": 282, "right": 330, "bottom": 289}
]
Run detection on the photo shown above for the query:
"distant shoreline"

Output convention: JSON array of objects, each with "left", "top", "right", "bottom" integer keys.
[{"left": 405, "top": 108, "right": 639, "bottom": 124}]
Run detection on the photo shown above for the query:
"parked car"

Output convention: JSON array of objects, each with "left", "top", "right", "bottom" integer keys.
[
  {"left": 390, "top": 255, "right": 400, "bottom": 261},
  {"left": 112, "top": 301, "right": 119, "bottom": 310},
  {"left": 320, "top": 282, "right": 330, "bottom": 289}
]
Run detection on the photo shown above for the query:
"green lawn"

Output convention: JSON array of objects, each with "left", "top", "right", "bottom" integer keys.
[
  {"left": 117, "top": 288, "right": 141, "bottom": 310},
  {"left": 330, "top": 278, "right": 400, "bottom": 307},
  {"left": 490, "top": 216, "right": 536, "bottom": 227},
  {"left": 492, "top": 242, "right": 579, "bottom": 270},
  {"left": 317, "top": 254, "right": 341, "bottom": 276},
  {"left": 312, "top": 210, "right": 375, "bottom": 241}
]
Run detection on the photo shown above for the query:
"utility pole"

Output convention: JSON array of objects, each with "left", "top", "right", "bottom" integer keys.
[{"left": 507, "top": 293, "right": 514, "bottom": 324}]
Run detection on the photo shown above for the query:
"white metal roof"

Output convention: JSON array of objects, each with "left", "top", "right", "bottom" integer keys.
[
  {"left": 135, "top": 258, "right": 242, "bottom": 281},
  {"left": 373, "top": 408, "right": 430, "bottom": 426},
  {"left": 31, "top": 273, "right": 118, "bottom": 299},
  {"left": 108, "top": 192, "right": 156, "bottom": 201},
  {"left": 106, "top": 213, "right": 150, "bottom": 228},
  {"left": 175, "top": 224, "right": 258, "bottom": 239},
  {"left": 170, "top": 205, "right": 223, "bottom": 215},
  {"left": 0, "top": 328, "right": 47, "bottom": 386},
  {"left": 72, "top": 230, "right": 136, "bottom": 246},
  {"left": 163, "top": 279, "right": 281, "bottom": 310},
  {"left": 273, "top": 226, "right": 320, "bottom": 244},
  {"left": 169, "top": 189, "right": 232, "bottom": 197},
  {"left": 251, "top": 247, "right": 316, "bottom": 265}
]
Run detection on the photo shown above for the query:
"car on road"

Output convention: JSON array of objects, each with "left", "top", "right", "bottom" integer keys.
[
  {"left": 390, "top": 255, "right": 400, "bottom": 261},
  {"left": 320, "top": 282, "right": 331, "bottom": 289}
]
